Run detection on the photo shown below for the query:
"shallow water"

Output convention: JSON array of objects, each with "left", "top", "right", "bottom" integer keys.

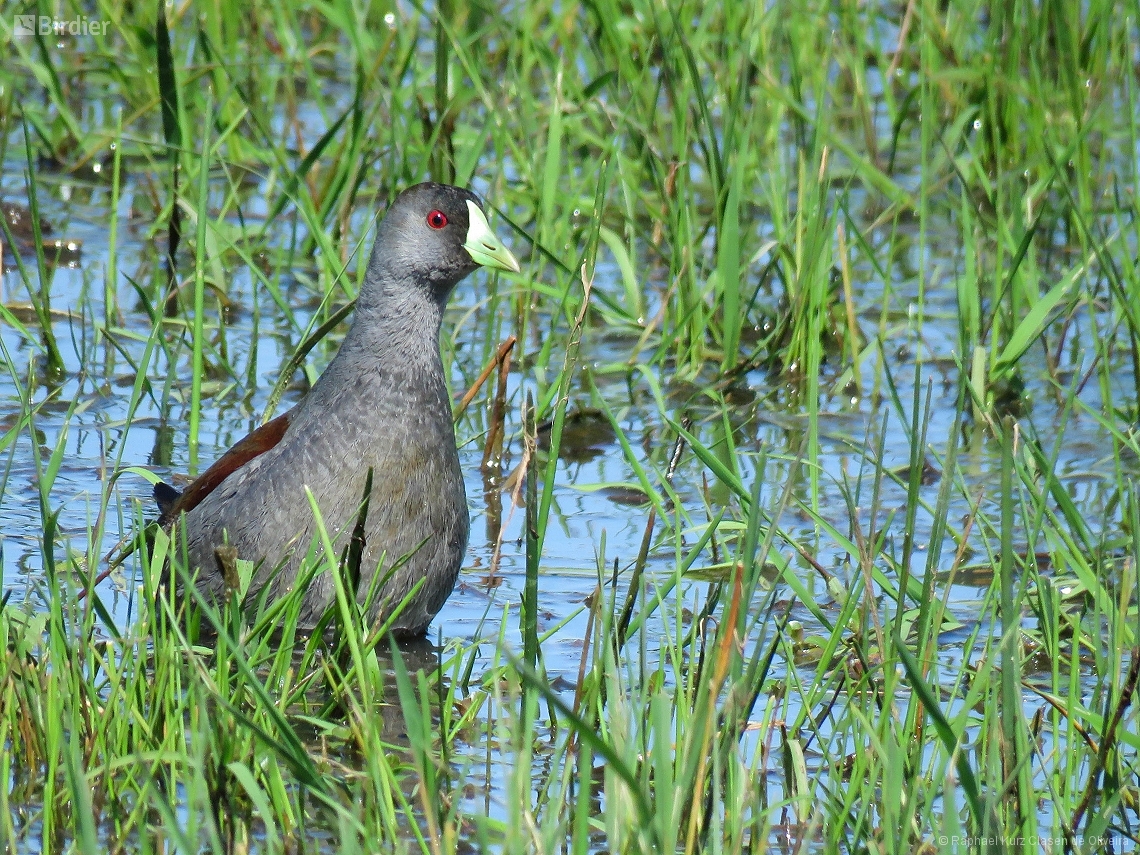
[
  {"left": 4, "top": 21, "right": 1140, "bottom": 854},
  {"left": 3, "top": 152, "right": 1134, "bottom": 849}
]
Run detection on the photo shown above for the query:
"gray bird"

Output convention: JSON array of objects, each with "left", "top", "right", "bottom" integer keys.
[{"left": 154, "top": 182, "right": 520, "bottom": 636}]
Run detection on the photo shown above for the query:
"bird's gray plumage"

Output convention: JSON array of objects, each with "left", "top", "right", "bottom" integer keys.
[{"left": 163, "top": 182, "right": 517, "bottom": 635}]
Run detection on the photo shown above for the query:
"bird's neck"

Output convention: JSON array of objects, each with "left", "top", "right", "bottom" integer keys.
[
  {"left": 348, "top": 284, "right": 446, "bottom": 367},
  {"left": 296, "top": 286, "right": 451, "bottom": 423}
]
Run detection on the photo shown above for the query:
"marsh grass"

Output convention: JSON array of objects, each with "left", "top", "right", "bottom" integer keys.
[{"left": 2, "top": 0, "right": 1139, "bottom": 852}]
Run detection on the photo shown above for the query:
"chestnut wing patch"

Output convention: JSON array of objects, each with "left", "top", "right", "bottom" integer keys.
[{"left": 156, "top": 411, "right": 292, "bottom": 524}]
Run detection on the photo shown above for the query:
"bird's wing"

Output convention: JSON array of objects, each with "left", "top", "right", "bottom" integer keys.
[{"left": 156, "top": 410, "right": 293, "bottom": 524}]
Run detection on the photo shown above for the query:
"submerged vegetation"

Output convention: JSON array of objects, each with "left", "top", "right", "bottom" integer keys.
[{"left": 1, "top": 0, "right": 1139, "bottom": 851}]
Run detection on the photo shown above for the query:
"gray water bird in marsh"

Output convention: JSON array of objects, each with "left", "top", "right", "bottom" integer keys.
[{"left": 154, "top": 182, "right": 520, "bottom": 636}]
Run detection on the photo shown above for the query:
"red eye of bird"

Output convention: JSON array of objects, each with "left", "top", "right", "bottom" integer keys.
[{"left": 427, "top": 210, "right": 448, "bottom": 229}]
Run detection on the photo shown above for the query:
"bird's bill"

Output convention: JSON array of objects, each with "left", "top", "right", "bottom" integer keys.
[{"left": 464, "top": 201, "right": 521, "bottom": 274}]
